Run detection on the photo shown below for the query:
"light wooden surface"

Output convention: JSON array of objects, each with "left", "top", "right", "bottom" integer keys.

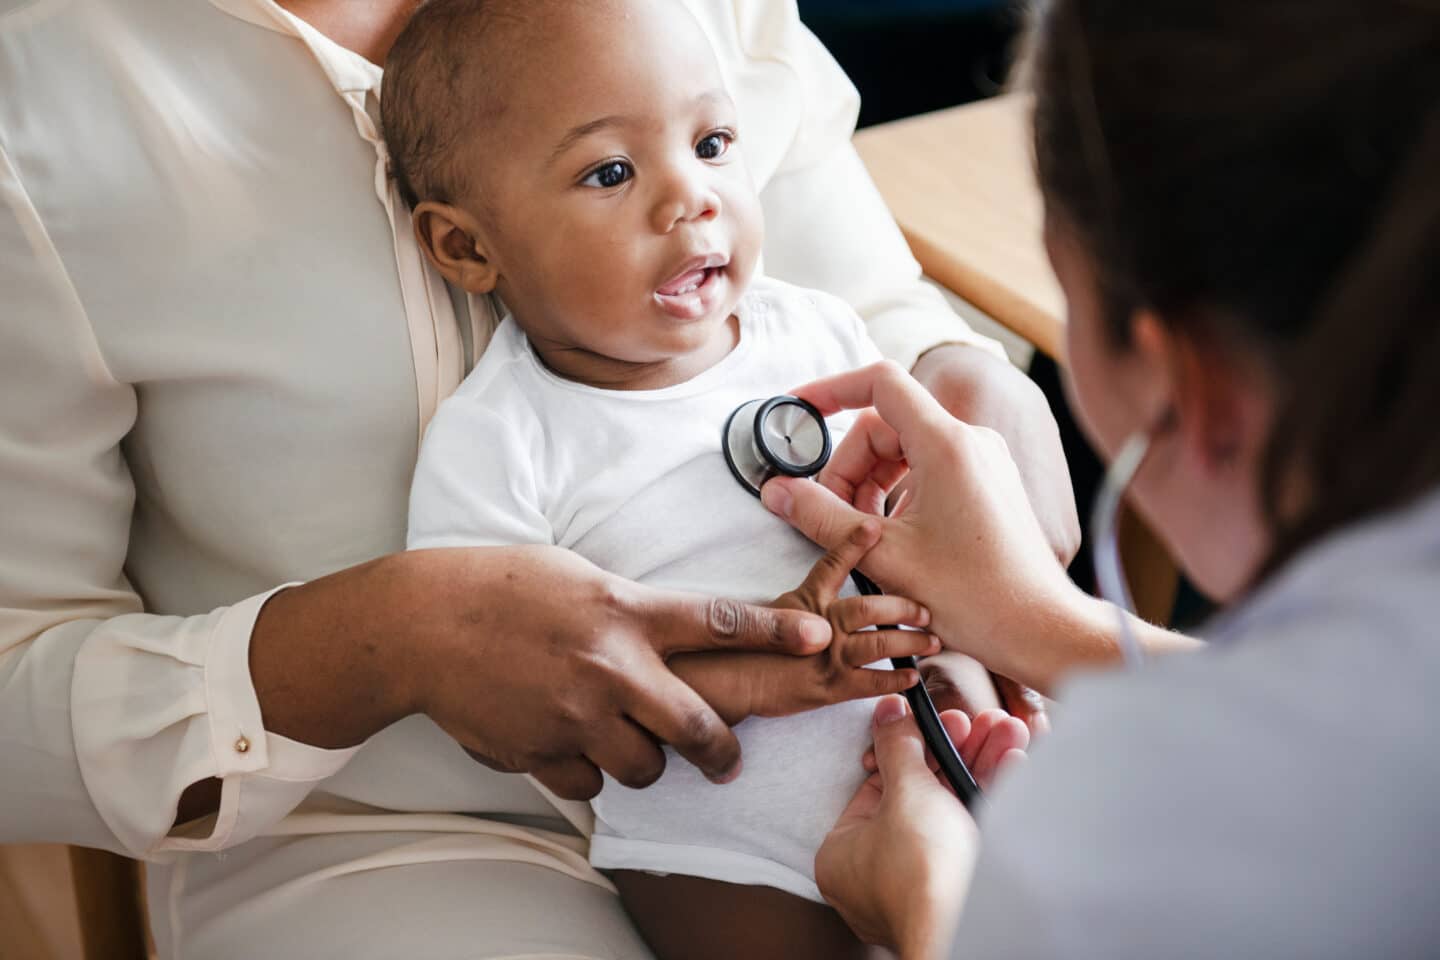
[{"left": 854, "top": 93, "right": 1066, "bottom": 360}]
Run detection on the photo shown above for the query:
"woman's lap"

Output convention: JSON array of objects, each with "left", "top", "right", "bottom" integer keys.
[{"left": 150, "top": 831, "right": 655, "bottom": 960}]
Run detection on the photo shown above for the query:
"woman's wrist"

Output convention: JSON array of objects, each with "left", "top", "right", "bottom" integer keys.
[
  {"left": 250, "top": 551, "right": 432, "bottom": 748},
  {"left": 1000, "top": 586, "right": 1125, "bottom": 696}
]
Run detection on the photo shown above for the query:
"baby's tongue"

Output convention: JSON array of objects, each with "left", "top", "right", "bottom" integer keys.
[{"left": 658, "top": 268, "right": 705, "bottom": 296}]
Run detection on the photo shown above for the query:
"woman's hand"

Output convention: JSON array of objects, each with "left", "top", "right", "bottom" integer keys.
[
  {"left": 672, "top": 520, "right": 937, "bottom": 724},
  {"left": 247, "top": 545, "right": 837, "bottom": 805},
  {"left": 817, "top": 696, "right": 1019, "bottom": 960},
  {"left": 761, "top": 361, "right": 1114, "bottom": 695}
]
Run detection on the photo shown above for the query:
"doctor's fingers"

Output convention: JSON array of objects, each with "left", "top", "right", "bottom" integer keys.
[
  {"left": 762, "top": 476, "right": 902, "bottom": 587},
  {"left": 792, "top": 361, "right": 956, "bottom": 451},
  {"left": 866, "top": 696, "right": 941, "bottom": 791},
  {"left": 636, "top": 585, "right": 832, "bottom": 657},
  {"left": 816, "top": 409, "right": 908, "bottom": 514}
]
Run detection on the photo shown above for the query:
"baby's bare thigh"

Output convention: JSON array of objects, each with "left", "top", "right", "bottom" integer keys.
[{"left": 612, "top": 870, "right": 886, "bottom": 960}]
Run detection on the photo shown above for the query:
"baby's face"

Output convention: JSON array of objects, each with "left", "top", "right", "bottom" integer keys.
[{"left": 466, "top": 1, "right": 762, "bottom": 375}]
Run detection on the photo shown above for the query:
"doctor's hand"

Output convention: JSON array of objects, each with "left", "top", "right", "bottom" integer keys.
[
  {"left": 911, "top": 344, "right": 1079, "bottom": 565},
  {"left": 762, "top": 361, "right": 1103, "bottom": 696},
  {"left": 815, "top": 696, "right": 987, "bottom": 960},
  {"left": 670, "top": 520, "right": 936, "bottom": 725}
]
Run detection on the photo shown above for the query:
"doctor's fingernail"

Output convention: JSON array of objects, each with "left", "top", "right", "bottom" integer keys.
[
  {"left": 874, "top": 695, "right": 908, "bottom": 727},
  {"left": 761, "top": 483, "right": 793, "bottom": 518}
]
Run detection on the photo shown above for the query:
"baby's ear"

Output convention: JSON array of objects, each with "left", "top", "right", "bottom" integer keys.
[{"left": 412, "top": 201, "right": 499, "bottom": 293}]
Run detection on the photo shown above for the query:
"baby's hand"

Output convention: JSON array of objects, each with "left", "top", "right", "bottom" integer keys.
[
  {"left": 670, "top": 521, "right": 938, "bottom": 726},
  {"left": 861, "top": 707, "right": 1029, "bottom": 792}
]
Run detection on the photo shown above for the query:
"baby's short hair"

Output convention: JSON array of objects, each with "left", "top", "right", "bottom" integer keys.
[{"left": 381, "top": 0, "right": 536, "bottom": 209}]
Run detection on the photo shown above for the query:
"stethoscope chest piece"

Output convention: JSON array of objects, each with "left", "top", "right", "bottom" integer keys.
[{"left": 723, "top": 396, "right": 832, "bottom": 497}]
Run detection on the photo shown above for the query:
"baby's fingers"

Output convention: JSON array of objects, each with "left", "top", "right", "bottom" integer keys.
[
  {"left": 836, "top": 628, "right": 939, "bottom": 668},
  {"left": 782, "top": 520, "right": 883, "bottom": 611},
  {"left": 831, "top": 594, "right": 930, "bottom": 634},
  {"left": 833, "top": 664, "right": 922, "bottom": 705}
]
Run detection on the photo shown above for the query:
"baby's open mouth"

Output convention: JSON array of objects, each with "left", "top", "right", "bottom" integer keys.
[
  {"left": 653, "top": 254, "right": 729, "bottom": 319},
  {"left": 656, "top": 266, "right": 716, "bottom": 297}
]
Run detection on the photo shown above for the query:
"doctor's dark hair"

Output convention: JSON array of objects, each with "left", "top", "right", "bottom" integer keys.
[{"left": 1026, "top": 0, "right": 1440, "bottom": 573}]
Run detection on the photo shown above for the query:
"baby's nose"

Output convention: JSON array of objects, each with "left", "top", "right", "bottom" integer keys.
[{"left": 652, "top": 172, "right": 721, "bottom": 232}]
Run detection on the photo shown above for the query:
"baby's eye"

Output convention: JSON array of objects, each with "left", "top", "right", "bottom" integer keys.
[
  {"left": 696, "top": 132, "right": 733, "bottom": 161},
  {"left": 581, "top": 160, "right": 633, "bottom": 189}
]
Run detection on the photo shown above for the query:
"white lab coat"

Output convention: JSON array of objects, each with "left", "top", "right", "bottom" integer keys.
[
  {"left": 0, "top": 0, "right": 1000, "bottom": 955},
  {"left": 955, "top": 487, "right": 1440, "bottom": 958}
]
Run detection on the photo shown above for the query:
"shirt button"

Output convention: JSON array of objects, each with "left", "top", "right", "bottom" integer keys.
[{"left": 234, "top": 735, "right": 251, "bottom": 754}]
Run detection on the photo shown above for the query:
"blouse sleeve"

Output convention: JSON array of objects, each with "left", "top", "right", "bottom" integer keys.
[
  {"left": 728, "top": 0, "right": 1009, "bottom": 371},
  {"left": 0, "top": 144, "right": 358, "bottom": 861}
]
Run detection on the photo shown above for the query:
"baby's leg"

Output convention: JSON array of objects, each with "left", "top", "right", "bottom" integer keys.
[{"left": 612, "top": 871, "right": 887, "bottom": 960}]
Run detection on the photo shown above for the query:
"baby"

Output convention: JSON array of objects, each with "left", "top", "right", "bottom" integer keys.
[{"left": 386, "top": 1, "right": 1008, "bottom": 956}]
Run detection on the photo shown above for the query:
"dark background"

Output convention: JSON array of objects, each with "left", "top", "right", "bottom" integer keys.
[{"left": 797, "top": 0, "right": 1021, "bottom": 127}]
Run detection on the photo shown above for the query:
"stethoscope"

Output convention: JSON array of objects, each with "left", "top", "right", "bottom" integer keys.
[{"left": 723, "top": 396, "right": 985, "bottom": 810}]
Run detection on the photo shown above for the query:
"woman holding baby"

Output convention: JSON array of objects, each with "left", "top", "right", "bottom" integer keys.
[
  {"left": 1, "top": 0, "right": 1435, "bottom": 959},
  {"left": 790, "top": 1, "right": 1440, "bottom": 957}
]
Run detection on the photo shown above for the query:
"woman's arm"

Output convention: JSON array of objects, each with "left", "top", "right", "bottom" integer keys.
[
  {"left": 0, "top": 148, "right": 833, "bottom": 853},
  {"left": 763, "top": 362, "right": 1201, "bottom": 695}
]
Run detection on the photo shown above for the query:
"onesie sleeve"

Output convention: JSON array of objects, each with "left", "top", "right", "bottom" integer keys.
[
  {"left": 0, "top": 143, "right": 358, "bottom": 860},
  {"left": 407, "top": 394, "right": 554, "bottom": 550},
  {"left": 719, "top": 0, "right": 1009, "bottom": 370}
]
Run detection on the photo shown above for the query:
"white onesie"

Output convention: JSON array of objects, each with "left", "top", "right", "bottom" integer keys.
[{"left": 407, "top": 276, "right": 885, "bottom": 901}]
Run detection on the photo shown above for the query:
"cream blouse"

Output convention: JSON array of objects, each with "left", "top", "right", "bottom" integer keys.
[{"left": 0, "top": 0, "right": 1002, "bottom": 864}]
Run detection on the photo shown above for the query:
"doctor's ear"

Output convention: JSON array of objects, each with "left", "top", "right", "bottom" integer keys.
[
  {"left": 1130, "top": 310, "right": 1261, "bottom": 475},
  {"left": 412, "top": 201, "right": 499, "bottom": 294}
]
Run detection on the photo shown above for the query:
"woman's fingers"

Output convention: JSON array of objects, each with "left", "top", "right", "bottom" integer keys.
[
  {"left": 971, "top": 712, "right": 1030, "bottom": 789},
  {"left": 867, "top": 695, "right": 937, "bottom": 790},
  {"left": 817, "top": 408, "right": 909, "bottom": 511},
  {"left": 621, "top": 667, "right": 744, "bottom": 784},
  {"left": 640, "top": 586, "right": 831, "bottom": 657},
  {"left": 792, "top": 361, "right": 953, "bottom": 438},
  {"left": 762, "top": 474, "right": 877, "bottom": 559},
  {"left": 530, "top": 756, "right": 605, "bottom": 801},
  {"left": 585, "top": 717, "right": 669, "bottom": 790}
]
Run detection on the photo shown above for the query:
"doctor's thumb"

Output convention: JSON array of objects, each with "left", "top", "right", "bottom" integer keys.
[
  {"left": 869, "top": 696, "right": 933, "bottom": 786},
  {"left": 762, "top": 475, "right": 868, "bottom": 553}
]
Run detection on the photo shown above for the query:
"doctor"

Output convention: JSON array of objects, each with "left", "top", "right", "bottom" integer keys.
[{"left": 772, "top": 0, "right": 1440, "bottom": 956}]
